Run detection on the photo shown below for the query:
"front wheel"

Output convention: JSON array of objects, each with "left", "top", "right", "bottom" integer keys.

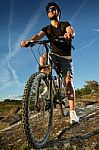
[{"left": 22, "top": 72, "right": 53, "bottom": 149}]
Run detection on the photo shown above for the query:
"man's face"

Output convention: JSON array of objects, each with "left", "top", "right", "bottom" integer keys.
[{"left": 47, "top": 6, "right": 59, "bottom": 20}]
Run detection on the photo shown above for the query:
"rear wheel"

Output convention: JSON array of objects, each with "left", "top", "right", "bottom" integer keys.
[
  {"left": 61, "top": 97, "right": 69, "bottom": 117},
  {"left": 22, "top": 72, "right": 53, "bottom": 149}
]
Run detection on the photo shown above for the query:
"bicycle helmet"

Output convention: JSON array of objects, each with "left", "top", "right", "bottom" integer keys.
[{"left": 46, "top": 2, "right": 61, "bottom": 20}]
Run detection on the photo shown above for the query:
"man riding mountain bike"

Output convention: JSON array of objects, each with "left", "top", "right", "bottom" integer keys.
[{"left": 21, "top": 2, "right": 79, "bottom": 124}]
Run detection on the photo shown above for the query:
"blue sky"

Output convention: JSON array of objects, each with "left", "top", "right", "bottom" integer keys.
[{"left": 0, "top": 0, "right": 99, "bottom": 100}]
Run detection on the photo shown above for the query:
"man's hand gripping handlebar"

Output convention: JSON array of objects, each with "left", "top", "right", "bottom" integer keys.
[{"left": 21, "top": 40, "right": 35, "bottom": 48}]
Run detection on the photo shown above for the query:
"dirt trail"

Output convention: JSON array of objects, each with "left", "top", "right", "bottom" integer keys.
[{"left": 0, "top": 101, "right": 99, "bottom": 150}]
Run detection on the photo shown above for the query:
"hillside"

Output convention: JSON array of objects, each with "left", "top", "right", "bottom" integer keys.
[{"left": 0, "top": 97, "right": 99, "bottom": 150}]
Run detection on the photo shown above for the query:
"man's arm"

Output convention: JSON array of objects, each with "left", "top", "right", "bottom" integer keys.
[
  {"left": 29, "top": 31, "right": 45, "bottom": 42},
  {"left": 21, "top": 31, "right": 45, "bottom": 47},
  {"left": 64, "top": 26, "right": 75, "bottom": 40}
]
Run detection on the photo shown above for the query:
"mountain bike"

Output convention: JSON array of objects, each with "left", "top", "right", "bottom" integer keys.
[{"left": 22, "top": 38, "right": 70, "bottom": 149}]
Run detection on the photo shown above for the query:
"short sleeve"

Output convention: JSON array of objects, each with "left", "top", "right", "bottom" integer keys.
[
  {"left": 41, "top": 25, "right": 52, "bottom": 39},
  {"left": 41, "top": 26, "right": 47, "bottom": 33},
  {"left": 64, "top": 21, "right": 71, "bottom": 27}
]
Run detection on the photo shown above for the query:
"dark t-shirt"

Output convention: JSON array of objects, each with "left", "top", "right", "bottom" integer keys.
[{"left": 41, "top": 21, "right": 72, "bottom": 56}]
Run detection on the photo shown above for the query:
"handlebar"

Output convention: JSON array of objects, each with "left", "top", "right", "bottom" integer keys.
[
  {"left": 27, "top": 36, "right": 67, "bottom": 47},
  {"left": 28, "top": 39, "right": 50, "bottom": 46},
  {"left": 25, "top": 36, "right": 74, "bottom": 49}
]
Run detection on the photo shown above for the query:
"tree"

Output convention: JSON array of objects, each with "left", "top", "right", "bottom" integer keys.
[
  {"left": 75, "top": 80, "right": 99, "bottom": 97},
  {"left": 84, "top": 80, "right": 99, "bottom": 93}
]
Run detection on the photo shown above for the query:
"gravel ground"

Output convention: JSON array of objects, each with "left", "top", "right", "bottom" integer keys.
[{"left": 0, "top": 100, "right": 99, "bottom": 150}]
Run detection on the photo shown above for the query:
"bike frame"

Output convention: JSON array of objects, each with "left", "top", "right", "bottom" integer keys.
[
  {"left": 22, "top": 39, "right": 70, "bottom": 149},
  {"left": 30, "top": 40, "right": 67, "bottom": 104}
]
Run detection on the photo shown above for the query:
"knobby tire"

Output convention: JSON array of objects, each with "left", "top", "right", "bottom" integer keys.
[{"left": 22, "top": 72, "right": 53, "bottom": 149}]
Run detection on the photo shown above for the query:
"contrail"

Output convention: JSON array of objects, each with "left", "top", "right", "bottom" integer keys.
[
  {"left": 0, "top": 0, "right": 20, "bottom": 90},
  {"left": 76, "top": 37, "right": 99, "bottom": 53},
  {"left": 70, "top": 0, "right": 87, "bottom": 23},
  {"left": 8, "top": 62, "right": 19, "bottom": 84},
  {"left": 8, "top": 0, "right": 14, "bottom": 54},
  {"left": 1, "top": 0, "right": 49, "bottom": 91},
  {"left": 6, "top": 0, "right": 49, "bottom": 62},
  {"left": 0, "top": 66, "right": 9, "bottom": 84},
  {"left": 7, "top": 0, "right": 19, "bottom": 84},
  {"left": 94, "top": 29, "right": 99, "bottom": 32}
]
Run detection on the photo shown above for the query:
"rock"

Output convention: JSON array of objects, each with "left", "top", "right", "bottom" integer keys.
[
  {"left": 0, "top": 99, "right": 99, "bottom": 150},
  {"left": 1, "top": 114, "right": 22, "bottom": 126}
]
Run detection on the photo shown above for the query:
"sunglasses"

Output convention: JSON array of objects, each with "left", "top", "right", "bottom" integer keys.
[{"left": 47, "top": 7, "right": 57, "bottom": 13}]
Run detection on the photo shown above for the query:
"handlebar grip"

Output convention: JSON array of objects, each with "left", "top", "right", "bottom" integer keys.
[{"left": 25, "top": 42, "right": 35, "bottom": 47}]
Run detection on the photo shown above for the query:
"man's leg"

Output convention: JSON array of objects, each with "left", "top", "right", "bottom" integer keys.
[
  {"left": 39, "top": 53, "right": 46, "bottom": 70},
  {"left": 65, "top": 73, "right": 75, "bottom": 110},
  {"left": 39, "top": 53, "right": 50, "bottom": 74},
  {"left": 65, "top": 73, "right": 79, "bottom": 124}
]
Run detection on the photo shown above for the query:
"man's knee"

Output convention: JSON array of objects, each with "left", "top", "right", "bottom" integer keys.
[
  {"left": 66, "top": 81, "right": 74, "bottom": 100},
  {"left": 40, "top": 53, "right": 46, "bottom": 65}
]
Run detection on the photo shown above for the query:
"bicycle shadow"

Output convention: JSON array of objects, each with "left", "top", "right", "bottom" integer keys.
[
  {"left": 46, "top": 128, "right": 99, "bottom": 149},
  {"left": 45, "top": 111, "right": 99, "bottom": 149},
  {"left": 58, "top": 110, "right": 99, "bottom": 139}
]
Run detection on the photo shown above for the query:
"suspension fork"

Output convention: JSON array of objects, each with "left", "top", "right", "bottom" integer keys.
[
  {"left": 44, "top": 44, "right": 53, "bottom": 101},
  {"left": 58, "top": 74, "right": 61, "bottom": 94},
  {"left": 48, "top": 58, "right": 53, "bottom": 100},
  {"left": 44, "top": 43, "right": 49, "bottom": 65}
]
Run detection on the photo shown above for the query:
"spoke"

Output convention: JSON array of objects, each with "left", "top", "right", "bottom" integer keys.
[{"left": 27, "top": 74, "right": 52, "bottom": 142}]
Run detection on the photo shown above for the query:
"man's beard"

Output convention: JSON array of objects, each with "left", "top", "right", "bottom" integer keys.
[{"left": 49, "top": 15, "right": 58, "bottom": 20}]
